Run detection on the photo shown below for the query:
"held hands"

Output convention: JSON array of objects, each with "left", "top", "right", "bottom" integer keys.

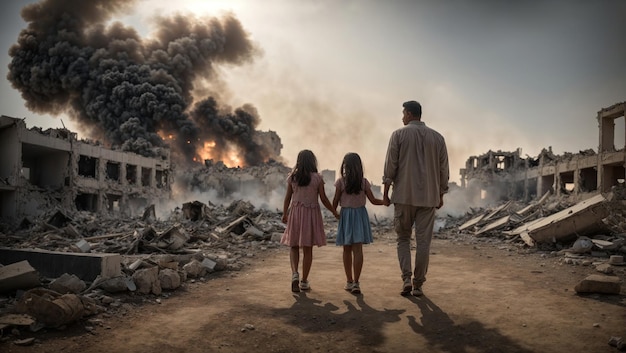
[{"left": 383, "top": 195, "right": 391, "bottom": 207}]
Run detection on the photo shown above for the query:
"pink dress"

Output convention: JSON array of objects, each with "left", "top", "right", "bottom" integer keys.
[{"left": 281, "top": 172, "right": 328, "bottom": 247}]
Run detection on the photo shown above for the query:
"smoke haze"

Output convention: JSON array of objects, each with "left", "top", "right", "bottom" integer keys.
[{"left": 7, "top": 0, "right": 277, "bottom": 166}]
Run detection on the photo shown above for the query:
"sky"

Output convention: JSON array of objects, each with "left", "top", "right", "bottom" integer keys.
[{"left": 1, "top": 0, "right": 625, "bottom": 189}]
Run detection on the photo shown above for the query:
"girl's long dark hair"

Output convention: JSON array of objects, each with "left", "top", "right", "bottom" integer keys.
[
  {"left": 341, "top": 152, "right": 364, "bottom": 195},
  {"left": 291, "top": 149, "right": 318, "bottom": 186}
]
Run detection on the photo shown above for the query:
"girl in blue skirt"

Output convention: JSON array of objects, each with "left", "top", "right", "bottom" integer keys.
[{"left": 332, "top": 153, "right": 384, "bottom": 294}]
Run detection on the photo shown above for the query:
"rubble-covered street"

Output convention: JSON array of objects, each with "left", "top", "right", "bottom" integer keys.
[{"left": 1, "top": 167, "right": 626, "bottom": 351}]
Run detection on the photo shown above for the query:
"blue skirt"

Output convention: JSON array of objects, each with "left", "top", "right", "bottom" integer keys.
[{"left": 335, "top": 206, "right": 374, "bottom": 245}]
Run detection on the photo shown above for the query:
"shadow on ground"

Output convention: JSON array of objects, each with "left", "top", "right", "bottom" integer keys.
[{"left": 407, "top": 295, "right": 535, "bottom": 353}]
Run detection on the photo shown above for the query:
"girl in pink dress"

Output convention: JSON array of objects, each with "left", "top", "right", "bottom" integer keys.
[
  {"left": 332, "top": 153, "right": 384, "bottom": 294},
  {"left": 281, "top": 150, "right": 339, "bottom": 292}
]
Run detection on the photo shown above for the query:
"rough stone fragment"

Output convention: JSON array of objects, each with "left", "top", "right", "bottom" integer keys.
[
  {"left": 132, "top": 267, "right": 161, "bottom": 295},
  {"left": 183, "top": 259, "right": 206, "bottom": 278},
  {"left": 574, "top": 274, "right": 621, "bottom": 294},
  {"left": 158, "top": 268, "right": 181, "bottom": 290},
  {"left": 100, "top": 276, "right": 134, "bottom": 293},
  {"left": 49, "top": 273, "right": 86, "bottom": 294}
]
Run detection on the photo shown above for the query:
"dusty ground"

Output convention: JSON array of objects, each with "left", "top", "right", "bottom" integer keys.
[{"left": 2, "top": 231, "right": 626, "bottom": 353}]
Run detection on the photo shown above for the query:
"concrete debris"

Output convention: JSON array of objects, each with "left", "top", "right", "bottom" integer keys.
[
  {"left": 182, "top": 201, "right": 211, "bottom": 221},
  {"left": 183, "top": 259, "right": 207, "bottom": 278},
  {"left": 158, "top": 268, "right": 182, "bottom": 290},
  {"left": 0, "top": 260, "right": 40, "bottom": 293},
  {"left": 574, "top": 274, "right": 622, "bottom": 294},
  {"left": 49, "top": 273, "right": 86, "bottom": 294},
  {"left": 98, "top": 276, "right": 135, "bottom": 293},
  {"left": 13, "top": 337, "right": 36, "bottom": 346},
  {"left": 609, "top": 336, "right": 626, "bottom": 351},
  {"left": 609, "top": 255, "right": 626, "bottom": 265},
  {"left": 595, "top": 263, "right": 614, "bottom": 274},
  {"left": 0, "top": 182, "right": 338, "bottom": 331},
  {"left": 507, "top": 193, "right": 613, "bottom": 244},
  {"left": 0, "top": 313, "right": 35, "bottom": 326},
  {"left": 562, "top": 237, "right": 594, "bottom": 254},
  {"left": 72, "top": 239, "right": 91, "bottom": 253},
  {"left": 132, "top": 266, "right": 161, "bottom": 295},
  {"left": 453, "top": 188, "right": 625, "bottom": 252},
  {"left": 14, "top": 288, "right": 103, "bottom": 328}
]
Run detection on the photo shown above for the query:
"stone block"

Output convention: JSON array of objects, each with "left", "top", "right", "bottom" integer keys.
[{"left": 574, "top": 274, "right": 621, "bottom": 294}]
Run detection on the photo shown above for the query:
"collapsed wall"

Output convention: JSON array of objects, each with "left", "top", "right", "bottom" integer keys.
[{"left": 0, "top": 115, "right": 171, "bottom": 224}]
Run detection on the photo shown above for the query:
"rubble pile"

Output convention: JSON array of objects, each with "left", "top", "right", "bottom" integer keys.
[
  {"left": 442, "top": 185, "right": 626, "bottom": 278},
  {"left": 0, "top": 180, "right": 354, "bottom": 334}
]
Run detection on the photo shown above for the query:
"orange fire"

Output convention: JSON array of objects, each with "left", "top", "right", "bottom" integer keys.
[
  {"left": 157, "top": 131, "right": 244, "bottom": 167},
  {"left": 197, "top": 140, "right": 243, "bottom": 168}
]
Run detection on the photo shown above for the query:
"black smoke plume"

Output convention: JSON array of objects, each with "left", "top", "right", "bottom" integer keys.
[{"left": 7, "top": 0, "right": 277, "bottom": 166}]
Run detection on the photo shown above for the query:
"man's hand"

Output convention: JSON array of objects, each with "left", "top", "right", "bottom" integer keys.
[{"left": 436, "top": 195, "right": 444, "bottom": 209}]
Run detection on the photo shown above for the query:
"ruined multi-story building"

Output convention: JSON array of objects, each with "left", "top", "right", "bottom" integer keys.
[
  {"left": 460, "top": 102, "right": 626, "bottom": 202},
  {"left": 0, "top": 116, "right": 171, "bottom": 224}
]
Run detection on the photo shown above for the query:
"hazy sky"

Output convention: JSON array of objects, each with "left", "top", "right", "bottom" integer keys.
[{"left": 1, "top": 0, "right": 625, "bottom": 185}]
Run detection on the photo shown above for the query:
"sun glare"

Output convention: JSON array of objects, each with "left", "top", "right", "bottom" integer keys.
[{"left": 178, "top": 0, "right": 246, "bottom": 16}]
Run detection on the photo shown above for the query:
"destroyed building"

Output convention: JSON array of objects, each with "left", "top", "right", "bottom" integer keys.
[
  {"left": 459, "top": 101, "right": 626, "bottom": 202},
  {"left": 453, "top": 102, "right": 626, "bottom": 247},
  {"left": 0, "top": 115, "right": 171, "bottom": 224}
]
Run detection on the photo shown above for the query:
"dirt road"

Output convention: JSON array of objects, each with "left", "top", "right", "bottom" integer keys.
[{"left": 3, "top": 232, "right": 626, "bottom": 353}]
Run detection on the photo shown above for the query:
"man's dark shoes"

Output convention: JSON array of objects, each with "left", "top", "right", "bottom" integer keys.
[
  {"left": 411, "top": 286, "right": 423, "bottom": 297},
  {"left": 400, "top": 279, "right": 412, "bottom": 296}
]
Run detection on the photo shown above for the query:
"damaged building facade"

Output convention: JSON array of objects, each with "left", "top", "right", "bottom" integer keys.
[
  {"left": 0, "top": 116, "right": 171, "bottom": 224},
  {"left": 460, "top": 101, "right": 626, "bottom": 202}
]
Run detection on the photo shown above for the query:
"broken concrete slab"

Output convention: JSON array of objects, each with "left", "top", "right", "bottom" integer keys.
[
  {"left": 480, "top": 201, "right": 513, "bottom": 224},
  {"left": 504, "top": 193, "right": 613, "bottom": 244},
  {"left": 514, "top": 191, "right": 551, "bottom": 216},
  {"left": 71, "top": 239, "right": 91, "bottom": 253},
  {"left": 0, "top": 260, "right": 40, "bottom": 293},
  {"left": 218, "top": 215, "right": 254, "bottom": 235},
  {"left": 201, "top": 258, "right": 217, "bottom": 271},
  {"left": 0, "top": 247, "right": 121, "bottom": 282},
  {"left": 156, "top": 225, "right": 190, "bottom": 251},
  {"left": 474, "top": 215, "right": 512, "bottom": 236},
  {"left": 458, "top": 214, "right": 485, "bottom": 231},
  {"left": 574, "top": 274, "right": 622, "bottom": 294}
]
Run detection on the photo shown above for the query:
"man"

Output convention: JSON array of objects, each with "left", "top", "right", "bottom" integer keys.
[{"left": 382, "top": 100, "right": 449, "bottom": 296}]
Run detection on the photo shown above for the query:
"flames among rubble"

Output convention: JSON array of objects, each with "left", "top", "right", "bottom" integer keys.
[
  {"left": 7, "top": 0, "right": 281, "bottom": 167},
  {"left": 196, "top": 140, "right": 242, "bottom": 168}
]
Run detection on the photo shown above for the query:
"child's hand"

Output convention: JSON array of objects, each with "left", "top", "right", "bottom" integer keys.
[{"left": 281, "top": 214, "right": 288, "bottom": 223}]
